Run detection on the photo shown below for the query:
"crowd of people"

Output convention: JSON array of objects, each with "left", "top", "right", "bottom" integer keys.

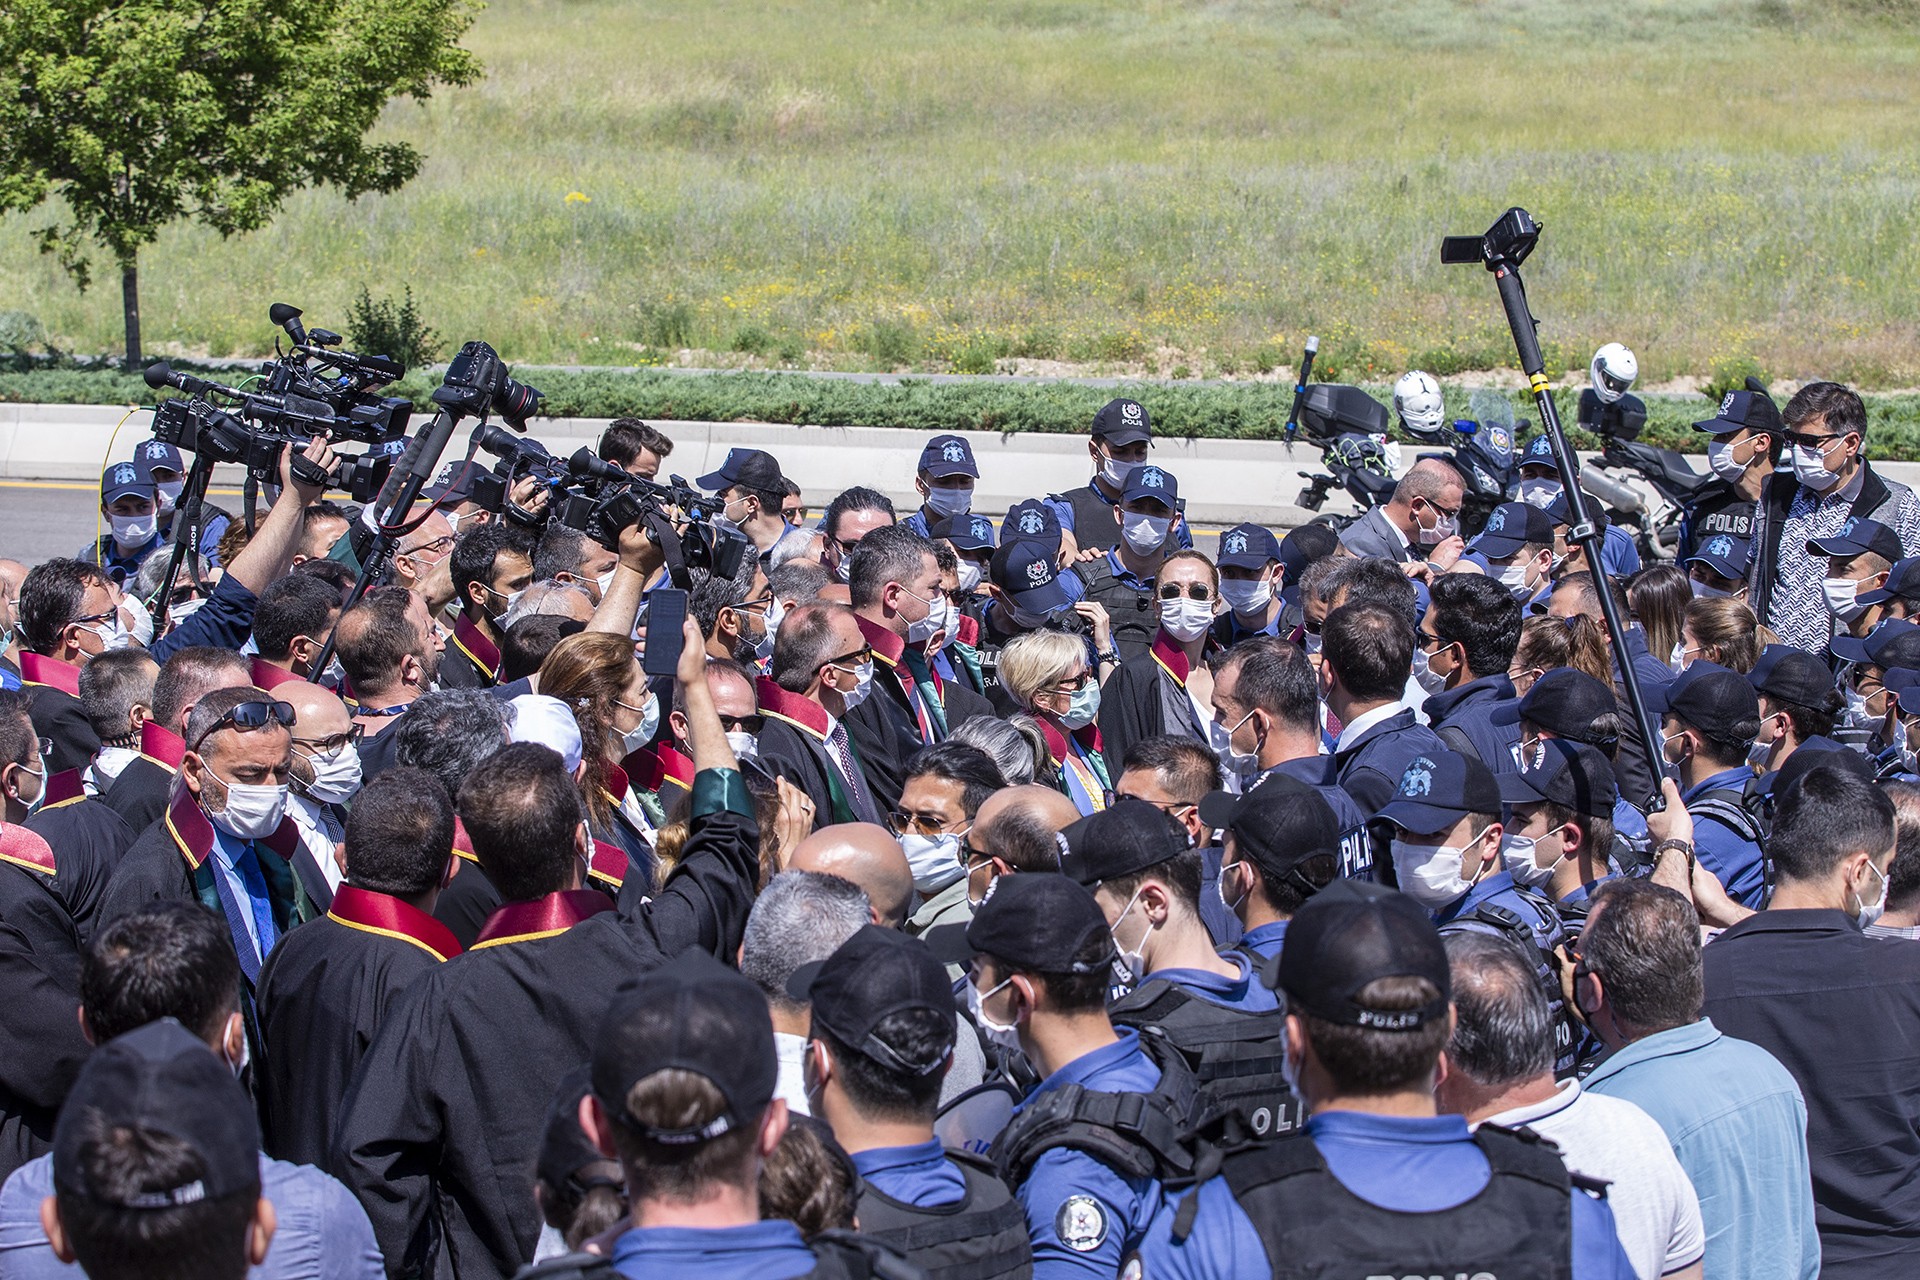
[{"left": 0, "top": 375, "right": 1916, "bottom": 1280}]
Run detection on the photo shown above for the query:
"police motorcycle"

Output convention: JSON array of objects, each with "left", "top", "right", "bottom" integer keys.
[
  {"left": 1289, "top": 383, "right": 1398, "bottom": 531},
  {"left": 1574, "top": 343, "right": 1713, "bottom": 562},
  {"left": 1393, "top": 373, "right": 1520, "bottom": 538}
]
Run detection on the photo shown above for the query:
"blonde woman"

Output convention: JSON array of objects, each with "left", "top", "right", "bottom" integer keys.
[{"left": 999, "top": 629, "right": 1109, "bottom": 815}]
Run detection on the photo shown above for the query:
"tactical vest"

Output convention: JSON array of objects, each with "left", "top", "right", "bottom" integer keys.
[
  {"left": 1439, "top": 887, "right": 1580, "bottom": 1078},
  {"left": 991, "top": 1038, "right": 1201, "bottom": 1191},
  {"left": 1075, "top": 558, "right": 1157, "bottom": 660},
  {"left": 511, "top": 1230, "right": 922, "bottom": 1280},
  {"left": 1055, "top": 485, "right": 1121, "bottom": 554},
  {"left": 1202, "top": 1124, "right": 1583, "bottom": 1280},
  {"left": 1107, "top": 981, "right": 1302, "bottom": 1141},
  {"left": 853, "top": 1149, "right": 1033, "bottom": 1280}
]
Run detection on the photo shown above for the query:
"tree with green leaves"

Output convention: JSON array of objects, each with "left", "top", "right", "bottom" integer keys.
[{"left": 0, "top": 0, "right": 479, "bottom": 369}]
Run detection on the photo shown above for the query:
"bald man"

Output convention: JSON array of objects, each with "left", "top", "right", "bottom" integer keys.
[
  {"left": 280, "top": 678, "right": 358, "bottom": 908},
  {"left": 0, "top": 558, "right": 28, "bottom": 682},
  {"left": 788, "top": 822, "right": 915, "bottom": 929},
  {"left": 1339, "top": 455, "right": 1466, "bottom": 568},
  {"left": 505, "top": 580, "right": 595, "bottom": 625}
]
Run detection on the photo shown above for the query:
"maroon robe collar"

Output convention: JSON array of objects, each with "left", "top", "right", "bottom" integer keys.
[
  {"left": 471, "top": 889, "right": 613, "bottom": 950},
  {"left": 757, "top": 676, "right": 830, "bottom": 742},
  {"left": 1150, "top": 632, "right": 1191, "bottom": 685},
  {"left": 623, "top": 744, "right": 693, "bottom": 794},
  {"left": 163, "top": 787, "right": 299, "bottom": 871},
  {"left": 250, "top": 657, "right": 305, "bottom": 692},
  {"left": 450, "top": 615, "right": 502, "bottom": 684},
  {"left": 956, "top": 614, "right": 981, "bottom": 648},
  {"left": 18, "top": 653, "right": 80, "bottom": 697},
  {"left": 139, "top": 721, "right": 187, "bottom": 772},
  {"left": 327, "top": 885, "right": 462, "bottom": 962},
  {"left": 451, "top": 815, "right": 478, "bottom": 864},
  {"left": 0, "top": 822, "right": 57, "bottom": 875},
  {"left": 1034, "top": 711, "right": 1101, "bottom": 767},
  {"left": 41, "top": 769, "right": 87, "bottom": 807},
  {"left": 587, "top": 839, "right": 630, "bottom": 891}
]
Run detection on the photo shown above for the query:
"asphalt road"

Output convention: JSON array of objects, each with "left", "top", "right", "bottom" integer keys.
[{"left": 0, "top": 480, "right": 257, "bottom": 568}]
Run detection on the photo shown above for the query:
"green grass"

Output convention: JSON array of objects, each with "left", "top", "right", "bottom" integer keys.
[{"left": 5, "top": 0, "right": 1920, "bottom": 384}]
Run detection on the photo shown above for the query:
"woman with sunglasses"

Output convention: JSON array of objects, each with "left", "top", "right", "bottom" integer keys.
[
  {"left": 998, "top": 629, "right": 1109, "bottom": 816},
  {"left": 1094, "top": 550, "right": 1227, "bottom": 776}
]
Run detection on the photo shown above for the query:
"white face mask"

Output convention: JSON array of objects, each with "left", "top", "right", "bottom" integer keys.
[
  {"left": 754, "top": 597, "right": 786, "bottom": 664},
  {"left": 208, "top": 773, "right": 289, "bottom": 841},
  {"left": 297, "top": 743, "right": 363, "bottom": 806},
  {"left": 1216, "top": 858, "right": 1249, "bottom": 915},
  {"left": 915, "top": 597, "right": 957, "bottom": 648},
  {"left": 1855, "top": 858, "right": 1889, "bottom": 926},
  {"left": 1669, "top": 641, "right": 1688, "bottom": 671},
  {"left": 620, "top": 695, "right": 661, "bottom": 755},
  {"left": 120, "top": 596, "right": 154, "bottom": 648},
  {"left": 1496, "top": 560, "right": 1537, "bottom": 602},
  {"left": 1748, "top": 723, "right": 1776, "bottom": 769},
  {"left": 85, "top": 613, "right": 131, "bottom": 653},
  {"left": 834, "top": 556, "right": 854, "bottom": 584},
  {"left": 1516, "top": 478, "right": 1561, "bottom": 509},
  {"left": 1109, "top": 889, "right": 1148, "bottom": 990},
  {"left": 156, "top": 480, "right": 186, "bottom": 514},
  {"left": 900, "top": 832, "right": 965, "bottom": 894},
  {"left": 1844, "top": 686, "right": 1881, "bottom": 732},
  {"left": 595, "top": 567, "right": 617, "bottom": 600},
  {"left": 1219, "top": 578, "right": 1272, "bottom": 617},
  {"left": 1414, "top": 503, "right": 1458, "bottom": 546},
  {"left": 1100, "top": 453, "right": 1137, "bottom": 490},
  {"left": 1691, "top": 579, "right": 1733, "bottom": 601},
  {"left": 966, "top": 976, "right": 1022, "bottom": 1052},
  {"left": 1122, "top": 512, "right": 1172, "bottom": 557},
  {"left": 1160, "top": 596, "right": 1213, "bottom": 643},
  {"left": 955, "top": 561, "right": 983, "bottom": 594},
  {"left": 923, "top": 486, "right": 972, "bottom": 519},
  {"left": 110, "top": 513, "right": 157, "bottom": 548},
  {"left": 1823, "top": 578, "right": 1866, "bottom": 622},
  {"left": 903, "top": 589, "right": 944, "bottom": 646},
  {"left": 1392, "top": 835, "right": 1477, "bottom": 910},
  {"left": 489, "top": 587, "right": 526, "bottom": 627},
  {"left": 1500, "top": 829, "right": 1564, "bottom": 891},
  {"left": 724, "top": 730, "right": 760, "bottom": 763},
  {"left": 1792, "top": 438, "right": 1845, "bottom": 492},
  {"left": 836, "top": 660, "right": 875, "bottom": 711},
  {"left": 1412, "top": 646, "right": 1449, "bottom": 695},
  {"left": 1707, "top": 438, "right": 1753, "bottom": 484}
]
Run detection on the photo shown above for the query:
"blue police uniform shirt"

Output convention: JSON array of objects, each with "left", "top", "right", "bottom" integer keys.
[
  {"left": 1149, "top": 950, "right": 1279, "bottom": 1014},
  {"left": 0, "top": 666, "right": 16, "bottom": 692},
  {"left": 1015, "top": 1027, "right": 1164, "bottom": 1279},
  {"left": 1133, "top": 1111, "right": 1638, "bottom": 1280},
  {"left": 1257, "top": 758, "right": 1373, "bottom": 881},
  {"left": 610, "top": 1220, "right": 818, "bottom": 1280},
  {"left": 1681, "top": 766, "right": 1767, "bottom": 909},
  {"left": 1559, "top": 873, "right": 1616, "bottom": 908},
  {"left": 851, "top": 1139, "right": 966, "bottom": 1208},
  {"left": 1235, "top": 919, "right": 1289, "bottom": 962},
  {"left": 79, "top": 532, "right": 162, "bottom": 587},
  {"left": 1599, "top": 523, "right": 1642, "bottom": 578}
]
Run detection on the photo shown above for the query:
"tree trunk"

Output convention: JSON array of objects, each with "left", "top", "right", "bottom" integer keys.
[{"left": 121, "top": 258, "right": 141, "bottom": 372}]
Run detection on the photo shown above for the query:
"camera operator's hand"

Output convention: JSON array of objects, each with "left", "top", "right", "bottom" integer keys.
[
  {"left": 1425, "top": 533, "right": 1465, "bottom": 572},
  {"left": 508, "top": 474, "right": 551, "bottom": 519},
  {"left": 588, "top": 520, "right": 666, "bottom": 638},
  {"left": 1073, "top": 600, "right": 1113, "bottom": 654},
  {"left": 283, "top": 436, "right": 337, "bottom": 508},
  {"left": 617, "top": 519, "right": 665, "bottom": 578}
]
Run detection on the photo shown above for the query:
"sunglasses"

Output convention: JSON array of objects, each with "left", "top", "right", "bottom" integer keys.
[
  {"left": 191, "top": 700, "right": 295, "bottom": 752},
  {"left": 821, "top": 645, "right": 874, "bottom": 672},
  {"left": 1157, "top": 583, "right": 1214, "bottom": 602}
]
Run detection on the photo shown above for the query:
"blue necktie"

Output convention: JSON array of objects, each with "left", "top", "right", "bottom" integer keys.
[{"left": 233, "top": 845, "right": 281, "bottom": 960}]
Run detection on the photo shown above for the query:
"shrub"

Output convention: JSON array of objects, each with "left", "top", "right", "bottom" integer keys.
[{"left": 345, "top": 287, "right": 443, "bottom": 369}]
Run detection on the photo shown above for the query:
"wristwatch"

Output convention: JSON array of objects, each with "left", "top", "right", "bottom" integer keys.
[{"left": 1096, "top": 650, "right": 1121, "bottom": 666}]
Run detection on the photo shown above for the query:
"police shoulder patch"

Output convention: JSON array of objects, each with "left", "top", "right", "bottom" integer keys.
[{"left": 1056, "top": 1194, "right": 1108, "bottom": 1252}]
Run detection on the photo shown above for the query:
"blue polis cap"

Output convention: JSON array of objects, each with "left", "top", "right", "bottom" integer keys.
[
  {"left": 917, "top": 434, "right": 979, "bottom": 480},
  {"left": 133, "top": 439, "right": 185, "bottom": 478},
  {"left": 1374, "top": 750, "right": 1502, "bottom": 837},
  {"left": 1647, "top": 661, "right": 1759, "bottom": 739},
  {"left": 989, "top": 539, "right": 1071, "bottom": 613},
  {"left": 1216, "top": 523, "right": 1281, "bottom": 571},
  {"left": 1471, "top": 502, "right": 1554, "bottom": 559},
  {"left": 1807, "top": 516, "right": 1903, "bottom": 565},
  {"left": 1519, "top": 434, "right": 1557, "bottom": 465},
  {"left": 1685, "top": 534, "right": 1751, "bottom": 581},
  {"left": 1831, "top": 618, "right": 1920, "bottom": 669},
  {"left": 1861, "top": 557, "right": 1920, "bottom": 608},
  {"left": 100, "top": 461, "right": 153, "bottom": 506},
  {"left": 932, "top": 512, "right": 997, "bottom": 552},
  {"left": 1121, "top": 464, "right": 1179, "bottom": 508},
  {"left": 1001, "top": 499, "right": 1062, "bottom": 553}
]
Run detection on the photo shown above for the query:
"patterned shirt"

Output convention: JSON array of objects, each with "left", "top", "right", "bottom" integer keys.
[{"left": 1764, "top": 465, "right": 1920, "bottom": 654}]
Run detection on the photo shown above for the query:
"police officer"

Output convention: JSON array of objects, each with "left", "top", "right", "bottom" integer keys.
[
  {"left": 1812, "top": 516, "right": 1905, "bottom": 644},
  {"left": 1680, "top": 387, "right": 1780, "bottom": 562},
  {"left": 77, "top": 463, "right": 161, "bottom": 589},
  {"left": 1496, "top": 738, "right": 1624, "bottom": 926},
  {"left": 1748, "top": 644, "right": 1843, "bottom": 781},
  {"left": 1418, "top": 573, "right": 1523, "bottom": 769},
  {"left": 793, "top": 925, "right": 1033, "bottom": 1280},
  {"left": 133, "top": 439, "right": 230, "bottom": 568},
  {"left": 1544, "top": 487, "right": 1641, "bottom": 579},
  {"left": 1210, "top": 525, "right": 1283, "bottom": 646},
  {"left": 1196, "top": 773, "right": 1342, "bottom": 963},
  {"left": 1075, "top": 465, "right": 1185, "bottom": 664},
  {"left": 1495, "top": 668, "right": 1652, "bottom": 856},
  {"left": 696, "top": 447, "right": 791, "bottom": 563},
  {"left": 966, "top": 872, "right": 1196, "bottom": 1280},
  {"left": 1683, "top": 534, "right": 1752, "bottom": 602},
  {"left": 1131, "top": 879, "right": 1636, "bottom": 1279},
  {"left": 903, "top": 435, "right": 980, "bottom": 539},
  {"left": 1466, "top": 500, "right": 1555, "bottom": 609},
  {"left": 1374, "top": 750, "right": 1580, "bottom": 1078},
  {"left": 1857, "top": 556, "right": 1920, "bottom": 626},
  {"left": 1043, "top": 399, "right": 1191, "bottom": 558},
  {"left": 1653, "top": 662, "right": 1768, "bottom": 910},
  {"left": 929, "top": 513, "right": 1000, "bottom": 694}
]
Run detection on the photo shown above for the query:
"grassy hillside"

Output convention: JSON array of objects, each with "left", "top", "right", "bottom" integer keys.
[{"left": 4, "top": 0, "right": 1919, "bottom": 384}]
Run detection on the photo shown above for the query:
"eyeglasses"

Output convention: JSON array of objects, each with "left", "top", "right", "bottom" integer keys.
[
  {"left": 292, "top": 724, "right": 365, "bottom": 755},
  {"left": 821, "top": 645, "right": 873, "bottom": 671},
  {"left": 1157, "top": 583, "right": 1214, "bottom": 602},
  {"left": 719, "top": 713, "right": 765, "bottom": 735},
  {"left": 399, "top": 533, "right": 455, "bottom": 559},
  {"left": 889, "top": 811, "right": 970, "bottom": 837},
  {"left": 1047, "top": 671, "right": 1094, "bottom": 694},
  {"left": 32, "top": 737, "right": 51, "bottom": 763},
  {"left": 190, "top": 699, "right": 295, "bottom": 752}
]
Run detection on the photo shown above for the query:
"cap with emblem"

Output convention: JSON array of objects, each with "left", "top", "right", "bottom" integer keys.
[
  {"left": 1861, "top": 557, "right": 1920, "bottom": 608},
  {"left": 1000, "top": 500, "right": 1063, "bottom": 555},
  {"left": 1807, "top": 516, "right": 1903, "bottom": 565},
  {"left": 1272, "top": 879, "right": 1451, "bottom": 1025},
  {"left": 965, "top": 872, "right": 1115, "bottom": 974},
  {"left": 134, "top": 439, "right": 185, "bottom": 479},
  {"left": 1490, "top": 668, "right": 1620, "bottom": 749},
  {"left": 1684, "top": 535, "right": 1751, "bottom": 581},
  {"left": 989, "top": 540, "right": 1071, "bottom": 614},
  {"left": 1831, "top": 618, "right": 1920, "bottom": 669},
  {"left": 695, "top": 447, "right": 784, "bottom": 494},
  {"left": 1692, "top": 388, "right": 1784, "bottom": 436},
  {"left": 1497, "top": 739, "right": 1616, "bottom": 820},
  {"left": 592, "top": 949, "right": 776, "bottom": 1144},
  {"left": 788, "top": 925, "right": 956, "bottom": 1077},
  {"left": 1373, "top": 751, "right": 1502, "bottom": 837},
  {"left": 1471, "top": 502, "right": 1554, "bottom": 559},
  {"left": 1748, "top": 645, "right": 1839, "bottom": 710},
  {"left": 1216, "top": 524, "right": 1281, "bottom": 571},
  {"left": 99, "top": 462, "right": 153, "bottom": 507},
  {"left": 1198, "top": 775, "right": 1342, "bottom": 885},
  {"left": 1543, "top": 489, "right": 1610, "bottom": 539},
  {"left": 932, "top": 512, "right": 997, "bottom": 552},
  {"left": 422, "top": 460, "right": 476, "bottom": 506},
  {"left": 53, "top": 1019, "right": 260, "bottom": 1208},
  {"left": 1647, "top": 660, "right": 1760, "bottom": 739},
  {"left": 917, "top": 435, "right": 979, "bottom": 480},
  {"left": 1059, "top": 797, "right": 1190, "bottom": 886},
  {"left": 1091, "top": 398, "right": 1152, "bottom": 446},
  {"left": 1121, "top": 465, "right": 1178, "bottom": 509},
  {"left": 1519, "top": 434, "right": 1557, "bottom": 466}
]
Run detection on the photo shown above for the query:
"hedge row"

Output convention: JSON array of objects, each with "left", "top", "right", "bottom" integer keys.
[{"left": 9, "top": 365, "right": 1920, "bottom": 459}]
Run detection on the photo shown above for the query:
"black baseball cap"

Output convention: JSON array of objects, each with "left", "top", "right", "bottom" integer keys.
[
  {"left": 537, "top": 1067, "right": 608, "bottom": 1192},
  {"left": 932, "top": 512, "right": 998, "bottom": 553},
  {"left": 1497, "top": 738, "right": 1616, "bottom": 821},
  {"left": 1807, "top": 516, "right": 1903, "bottom": 565},
  {"left": 1543, "top": 489, "right": 1611, "bottom": 539},
  {"left": 1374, "top": 751, "right": 1503, "bottom": 837},
  {"left": 1832, "top": 618, "right": 1920, "bottom": 669},
  {"left": 1860, "top": 557, "right": 1920, "bottom": 608},
  {"left": 1765, "top": 741, "right": 1874, "bottom": 797},
  {"left": 1060, "top": 797, "right": 1190, "bottom": 885},
  {"left": 1217, "top": 524, "right": 1282, "bottom": 571},
  {"left": 1198, "top": 775, "right": 1342, "bottom": 881},
  {"left": 592, "top": 949, "right": 776, "bottom": 1144},
  {"left": 1092, "top": 398, "right": 1152, "bottom": 446},
  {"left": 989, "top": 539, "right": 1072, "bottom": 613},
  {"left": 53, "top": 1019, "right": 260, "bottom": 1208},
  {"left": 1001, "top": 499, "right": 1063, "bottom": 554},
  {"left": 1471, "top": 502, "right": 1554, "bottom": 559},
  {"left": 1272, "top": 880, "right": 1450, "bottom": 1028},
  {"left": 1491, "top": 668, "right": 1619, "bottom": 750},
  {"left": 1692, "top": 388, "right": 1784, "bottom": 436},
  {"left": 965, "top": 872, "right": 1116, "bottom": 974},
  {"left": 788, "top": 926, "right": 956, "bottom": 1077},
  {"left": 1748, "top": 644, "right": 1838, "bottom": 709},
  {"left": 1648, "top": 660, "right": 1759, "bottom": 738},
  {"left": 1121, "top": 464, "right": 1179, "bottom": 508},
  {"left": 1684, "top": 534, "right": 1751, "bottom": 582},
  {"left": 918, "top": 435, "right": 979, "bottom": 480},
  {"left": 696, "top": 447, "right": 784, "bottom": 494}
]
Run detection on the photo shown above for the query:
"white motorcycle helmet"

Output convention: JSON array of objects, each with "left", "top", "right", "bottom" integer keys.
[
  {"left": 1392, "top": 371, "right": 1446, "bottom": 441},
  {"left": 1590, "top": 343, "right": 1638, "bottom": 405}
]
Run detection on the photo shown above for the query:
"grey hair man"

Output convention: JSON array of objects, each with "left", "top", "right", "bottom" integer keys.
[{"left": 739, "top": 870, "right": 872, "bottom": 1117}]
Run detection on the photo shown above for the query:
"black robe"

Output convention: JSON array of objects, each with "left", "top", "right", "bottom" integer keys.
[
  {"left": 17, "top": 655, "right": 100, "bottom": 775},
  {"left": 0, "top": 843, "right": 85, "bottom": 992},
  {"left": 100, "top": 720, "right": 188, "bottom": 838},
  {"left": 841, "top": 615, "right": 993, "bottom": 817},
  {"left": 25, "top": 793, "right": 137, "bottom": 945},
  {"left": 756, "top": 678, "right": 868, "bottom": 830},
  {"left": 0, "top": 918, "right": 90, "bottom": 1183},
  {"left": 437, "top": 614, "right": 502, "bottom": 690},
  {"left": 256, "top": 886, "right": 462, "bottom": 1168},
  {"left": 331, "top": 777, "right": 760, "bottom": 1280},
  {"left": 1096, "top": 633, "right": 1216, "bottom": 778}
]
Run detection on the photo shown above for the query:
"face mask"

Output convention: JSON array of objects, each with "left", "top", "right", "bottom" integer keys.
[
  {"left": 1219, "top": 708, "right": 1259, "bottom": 775},
  {"left": 1747, "top": 735, "right": 1774, "bottom": 770},
  {"left": 753, "top": 597, "right": 786, "bottom": 664},
  {"left": 1304, "top": 631, "right": 1323, "bottom": 656},
  {"left": 915, "top": 598, "right": 957, "bottom": 648},
  {"left": 1100, "top": 453, "right": 1137, "bottom": 490},
  {"left": 489, "top": 587, "right": 526, "bottom": 626},
  {"left": 1516, "top": 478, "right": 1561, "bottom": 509},
  {"left": 156, "top": 480, "right": 186, "bottom": 514},
  {"left": 1006, "top": 603, "right": 1051, "bottom": 631},
  {"left": 1392, "top": 836, "right": 1475, "bottom": 910},
  {"left": 835, "top": 556, "right": 853, "bottom": 584},
  {"left": 1706, "top": 438, "right": 1752, "bottom": 484},
  {"left": 955, "top": 561, "right": 983, "bottom": 593},
  {"left": 1160, "top": 597, "right": 1213, "bottom": 643},
  {"left": 1792, "top": 439, "right": 1844, "bottom": 492},
  {"left": 621, "top": 695, "right": 661, "bottom": 755},
  {"left": 1220, "top": 579, "right": 1272, "bottom": 617},
  {"left": 966, "top": 976, "right": 1022, "bottom": 1053},
  {"left": 7, "top": 761, "right": 45, "bottom": 815},
  {"left": 1109, "top": 889, "right": 1148, "bottom": 990},
  {"left": 297, "top": 744, "right": 363, "bottom": 806},
  {"left": 1500, "top": 830, "right": 1564, "bottom": 891},
  {"left": 725, "top": 730, "right": 760, "bottom": 763},
  {"left": 86, "top": 613, "right": 131, "bottom": 653},
  {"left": 1823, "top": 577, "right": 1865, "bottom": 622},
  {"left": 1669, "top": 641, "right": 1687, "bottom": 671},
  {"left": 900, "top": 832, "right": 965, "bottom": 894},
  {"left": 712, "top": 498, "right": 745, "bottom": 535},
  {"left": 1900, "top": 734, "right": 1920, "bottom": 777},
  {"left": 1062, "top": 679, "right": 1101, "bottom": 730},
  {"left": 1854, "top": 859, "right": 1889, "bottom": 926},
  {"left": 207, "top": 773, "right": 289, "bottom": 841},
  {"left": 1844, "top": 685, "right": 1880, "bottom": 732},
  {"left": 1123, "top": 513, "right": 1172, "bottom": 557},
  {"left": 120, "top": 596, "right": 154, "bottom": 648},
  {"left": 1216, "top": 858, "right": 1249, "bottom": 914},
  {"left": 110, "top": 513, "right": 157, "bottom": 547},
  {"left": 924, "top": 486, "right": 972, "bottom": 519},
  {"left": 595, "top": 567, "right": 617, "bottom": 600},
  {"left": 1496, "top": 561, "right": 1536, "bottom": 602},
  {"left": 1692, "top": 579, "right": 1733, "bottom": 601},
  {"left": 1412, "top": 646, "right": 1449, "bottom": 695},
  {"left": 837, "top": 660, "right": 874, "bottom": 711},
  {"left": 904, "top": 591, "right": 944, "bottom": 646},
  {"left": 1414, "top": 503, "right": 1457, "bottom": 546}
]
